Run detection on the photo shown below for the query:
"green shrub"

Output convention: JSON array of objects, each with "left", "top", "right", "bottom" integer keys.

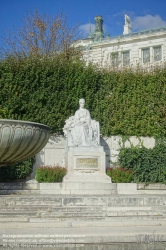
[
  {"left": 0, "top": 157, "right": 34, "bottom": 182},
  {"left": 36, "top": 166, "right": 67, "bottom": 182},
  {"left": 106, "top": 167, "right": 133, "bottom": 183},
  {"left": 118, "top": 139, "right": 166, "bottom": 183}
]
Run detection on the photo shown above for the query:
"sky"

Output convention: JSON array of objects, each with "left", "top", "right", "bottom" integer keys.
[{"left": 0, "top": 0, "right": 166, "bottom": 46}]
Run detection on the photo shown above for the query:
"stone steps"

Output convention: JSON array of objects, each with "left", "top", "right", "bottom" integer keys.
[
  {"left": 0, "top": 208, "right": 165, "bottom": 217},
  {"left": 0, "top": 193, "right": 166, "bottom": 226},
  {"left": 3, "top": 187, "right": 166, "bottom": 195},
  {"left": 0, "top": 194, "right": 166, "bottom": 250},
  {"left": 40, "top": 189, "right": 117, "bottom": 195},
  {"left": 38, "top": 209, "right": 164, "bottom": 216},
  {"left": 0, "top": 210, "right": 163, "bottom": 219},
  {"left": 1, "top": 204, "right": 165, "bottom": 210},
  {"left": 0, "top": 190, "right": 40, "bottom": 195},
  {"left": 0, "top": 182, "right": 39, "bottom": 190},
  {"left": 1, "top": 194, "right": 166, "bottom": 203},
  {"left": 0, "top": 223, "right": 166, "bottom": 238},
  {"left": 29, "top": 215, "right": 166, "bottom": 223},
  {"left": 0, "top": 181, "right": 39, "bottom": 195},
  {"left": 1, "top": 219, "right": 164, "bottom": 227},
  {"left": 0, "top": 195, "right": 166, "bottom": 225},
  {"left": 1, "top": 225, "right": 166, "bottom": 250},
  {"left": 1, "top": 182, "right": 166, "bottom": 195},
  {"left": 1, "top": 203, "right": 166, "bottom": 212},
  {"left": 27, "top": 219, "right": 166, "bottom": 227},
  {"left": 0, "top": 215, "right": 165, "bottom": 226}
]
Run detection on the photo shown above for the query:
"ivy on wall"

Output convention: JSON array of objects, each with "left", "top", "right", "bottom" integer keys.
[{"left": 118, "top": 138, "right": 166, "bottom": 183}]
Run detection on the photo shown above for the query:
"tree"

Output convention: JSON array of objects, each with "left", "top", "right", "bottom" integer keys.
[{"left": 2, "top": 9, "right": 82, "bottom": 59}]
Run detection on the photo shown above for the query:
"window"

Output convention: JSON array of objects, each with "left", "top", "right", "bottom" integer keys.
[
  {"left": 154, "top": 46, "right": 162, "bottom": 61},
  {"left": 142, "top": 48, "right": 150, "bottom": 63},
  {"left": 123, "top": 51, "right": 130, "bottom": 66},
  {"left": 111, "top": 52, "right": 119, "bottom": 67}
]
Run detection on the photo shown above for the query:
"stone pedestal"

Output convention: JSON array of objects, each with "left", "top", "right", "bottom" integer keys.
[
  {"left": 123, "top": 24, "right": 132, "bottom": 35},
  {"left": 63, "top": 146, "right": 111, "bottom": 183}
]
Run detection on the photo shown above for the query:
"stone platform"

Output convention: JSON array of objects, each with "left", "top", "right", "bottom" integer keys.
[{"left": 0, "top": 193, "right": 166, "bottom": 249}]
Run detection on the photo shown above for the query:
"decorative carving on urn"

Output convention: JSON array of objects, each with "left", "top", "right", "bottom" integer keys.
[{"left": 0, "top": 119, "right": 50, "bottom": 166}]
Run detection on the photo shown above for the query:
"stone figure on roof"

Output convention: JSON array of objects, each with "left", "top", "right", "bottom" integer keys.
[
  {"left": 123, "top": 14, "right": 132, "bottom": 35},
  {"left": 125, "top": 14, "right": 131, "bottom": 26}
]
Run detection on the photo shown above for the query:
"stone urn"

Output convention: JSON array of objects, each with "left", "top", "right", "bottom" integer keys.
[{"left": 0, "top": 119, "right": 50, "bottom": 166}]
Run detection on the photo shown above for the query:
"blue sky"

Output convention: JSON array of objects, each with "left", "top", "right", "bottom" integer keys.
[{"left": 0, "top": 0, "right": 166, "bottom": 45}]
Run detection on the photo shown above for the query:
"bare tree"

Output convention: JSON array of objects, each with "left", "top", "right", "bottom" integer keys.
[{"left": 2, "top": 9, "right": 82, "bottom": 59}]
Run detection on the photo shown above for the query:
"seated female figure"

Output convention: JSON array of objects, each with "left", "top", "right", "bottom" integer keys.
[{"left": 63, "top": 99, "right": 99, "bottom": 147}]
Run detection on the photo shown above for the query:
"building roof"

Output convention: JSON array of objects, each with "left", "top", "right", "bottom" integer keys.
[{"left": 80, "top": 25, "right": 166, "bottom": 48}]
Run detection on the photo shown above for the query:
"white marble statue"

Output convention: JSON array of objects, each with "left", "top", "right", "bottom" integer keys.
[
  {"left": 123, "top": 14, "right": 132, "bottom": 35},
  {"left": 124, "top": 14, "right": 131, "bottom": 26},
  {"left": 63, "top": 98, "right": 100, "bottom": 147}
]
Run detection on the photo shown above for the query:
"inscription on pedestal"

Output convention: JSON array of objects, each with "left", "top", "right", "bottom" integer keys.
[{"left": 76, "top": 157, "right": 98, "bottom": 169}]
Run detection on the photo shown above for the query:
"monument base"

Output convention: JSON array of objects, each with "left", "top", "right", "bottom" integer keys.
[{"left": 63, "top": 146, "right": 111, "bottom": 183}]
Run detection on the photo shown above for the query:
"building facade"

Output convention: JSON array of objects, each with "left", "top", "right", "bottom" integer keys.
[{"left": 78, "top": 15, "right": 166, "bottom": 69}]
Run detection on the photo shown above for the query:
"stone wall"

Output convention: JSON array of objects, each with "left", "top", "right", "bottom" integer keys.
[{"left": 29, "top": 135, "right": 155, "bottom": 179}]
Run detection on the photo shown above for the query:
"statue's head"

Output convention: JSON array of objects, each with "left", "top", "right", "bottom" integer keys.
[{"left": 79, "top": 98, "right": 85, "bottom": 108}]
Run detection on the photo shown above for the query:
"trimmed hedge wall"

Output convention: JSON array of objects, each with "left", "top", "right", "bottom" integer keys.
[{"left": 0, "top": 55, "right": 166, "bottom": 137}]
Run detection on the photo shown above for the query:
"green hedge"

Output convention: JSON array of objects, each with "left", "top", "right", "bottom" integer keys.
[
  {"left": 118, "top": 139, "right": 166, "bottom": 183},
  {"left": 0, "top": 55, "right": 166, "bottom": 137},
  {"left": 36, "top": 166, "right": 67, "bottom": 182}
]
